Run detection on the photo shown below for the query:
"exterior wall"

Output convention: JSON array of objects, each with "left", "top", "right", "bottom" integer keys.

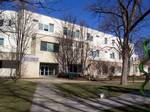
[{"left": 0, "top": 10, "right": 147, "bottom": 78}]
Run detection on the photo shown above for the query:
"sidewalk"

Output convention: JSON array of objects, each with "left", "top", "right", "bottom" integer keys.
[{"left": 30, "top": 82, "right": 150, "bottom": 112}]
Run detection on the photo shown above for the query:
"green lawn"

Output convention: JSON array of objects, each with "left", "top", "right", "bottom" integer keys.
[
  {"left": 54, "top": 82, "right": 150, "bottom": 98},
  {"left": 0, "top": 79, "right": 36, "bottom": 112}
]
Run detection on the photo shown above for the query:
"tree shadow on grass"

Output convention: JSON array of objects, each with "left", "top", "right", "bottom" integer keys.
[{"left": 1, "top": 80, "right": 150, "bottom": 112}]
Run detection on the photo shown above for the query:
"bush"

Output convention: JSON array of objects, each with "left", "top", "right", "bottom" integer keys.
[{"left": 57, "top": 72, "right": 80, "bottom": 79}]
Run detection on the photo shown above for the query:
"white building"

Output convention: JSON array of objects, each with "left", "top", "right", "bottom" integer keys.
[{"left": 0, "top": 10, "right": 146, "bottom": 78}]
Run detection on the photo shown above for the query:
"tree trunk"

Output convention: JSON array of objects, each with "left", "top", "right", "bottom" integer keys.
[{"left": 121, "top": 53, "right": 129, "bottom": 85}]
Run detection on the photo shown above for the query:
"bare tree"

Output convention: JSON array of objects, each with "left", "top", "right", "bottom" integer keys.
[
  {"left": 79, "top": 20, "right": 91, "bottom": 76},
  {"left": 8, "top": 2, "right": 35, "bottom": 80},
  {"left": 89, "top": 0, "right": 150, "bottom": 85},
  {"left": 56, "top": 15, "right": 81, "bottom": 75}
]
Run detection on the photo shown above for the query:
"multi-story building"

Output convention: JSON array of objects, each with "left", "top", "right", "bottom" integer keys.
[{"left": 0, "top": 10, "right": 147, "bottom": 78}]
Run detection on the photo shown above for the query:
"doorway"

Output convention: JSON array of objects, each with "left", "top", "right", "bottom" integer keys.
[{"left": 40, "top": 63, "right": 58, "bottom": 76}]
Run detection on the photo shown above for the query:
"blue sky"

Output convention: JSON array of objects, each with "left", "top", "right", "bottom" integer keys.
[
  {"left": 36, "top": 0, "right": 99, "bottom": 29},
  {"left": 36, "top": 0, "right": 150, "bottom": 38},
  {"left": 1, "top": 0, "right": 150, "bottom": 37}
]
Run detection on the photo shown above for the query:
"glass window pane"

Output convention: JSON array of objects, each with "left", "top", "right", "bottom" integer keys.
[
  {"left": 54, "top": 44, "right": 59, "bottom": 52},
  {"left": 44, "top": 24, "right": 48, "bottom": 31},
  {"left": 63, "top": 27, "right": 67, "bottom": 35},
  {"left": 40, "top": 41, "right": 47, "bottom": 51},
  {"left": 47, "top": 43, "right": 54, "bottom": 52},
  {"left": 49, "top": 24, "right": 54, "bottom": 32},
  {"left": 0, "top": 38, "right": 4, "bottom": 45},
  {"left": 39, "top": 23, "right": 43, "bottom": 30},
  {"left": 75, "top": 30, "right": 80, "bottom": 38},
  {"left": 105, "top": 38, "right": 107, "bottom": 44}
]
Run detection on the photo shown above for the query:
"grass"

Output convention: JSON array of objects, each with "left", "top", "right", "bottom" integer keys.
[
  {"left": 105, "top": 104, "right": 150, "bottom": 112},
  {"left": 0, "top": 79, "right": 36, "bottom": 112},
  {"left": 54, "top": 82, "right": 150, "bottom": 99}
]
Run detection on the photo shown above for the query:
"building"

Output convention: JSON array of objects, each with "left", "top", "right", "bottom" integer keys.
[{"left": 0, "top": 10, "right": 147, "bottom": 78}]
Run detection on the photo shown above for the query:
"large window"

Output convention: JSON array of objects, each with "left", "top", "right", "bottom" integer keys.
[
  {"left": 39, "top": 23, "right": 43, "bottom": 30},
  {"left": 49, "top": 23, "right": 54, "bottom": 32},
  {"left": 0, "top": 38, "right": 4, "bottom": 45},
  {"left": 40, "top": 41, "right": 59, "bottom": 52},
  {"left": 87, "top": 33, "right": 93, "bottom": 41},
  {"left": 110, "top": 52, "right": 115, "bottom": 59},
  {"left": 104, "top": 38, "right": 107, "bottom": 44},
  {"left": 63, "top": 27, "right": 75, "bottom": 37},
  {"left": 39, "top": 23, "right": 54, "bottom": 32},
  {"left": 75, "top": 30, "right": 80, "bottom": 38},
  {"left": 44, "top": 24, "right": 49, "bottom": 31},
  {"left": 89, "top": 50, "right": 99, "bottom": 58},
  {"left": 112, "top": 40, "right": 115, "bottom": 46},
  {"left": 63, "top": 27, "right": 68, "bottom": 35}
]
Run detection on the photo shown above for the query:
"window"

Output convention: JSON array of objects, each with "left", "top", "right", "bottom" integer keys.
[
  {"left": 8, "top": 20, "right": 12, "bottom": 26},
  {"left": 75, "top": 30, "right": 80, "bottom": 38},
  {"left": 33, "top": 19, "right": 39, "bottom": 22},
  {"left": 39, "top": 23, "right": 54, "bottom": 32},
  {"left": 96, "top": 35, "right": 99, "bottom": 38},
  {"left": 0, "top": 19, "right": 4, "bottom": 26},
  {"left": 0, "top": 38, "right": 4, "bottom": 45},
  {"left": 40, "top": 41, "right": 59, "bottom": 52},
  {"left": 49, "top": 23, "right": 54, "bottom": 32},
  {"left": 112, "top": 40, "right": 115, "bottom": 46},
  {"left": 110, "top": 52, "right": 115, "bottom": 59},
  {"left": 63, "top": 27, "right": 68, "bottom": 35},
  {"left": 89, "top": 50, "right": 99, "bottom": 58},
  {"left": 39, "top": 23, "right": 43, "bottom": 30},
  {"left": 44, "top": 24, "right": 49, "bottom": 31},
  {"left": 104, "top": 38, "right": 107, "bottom": 44},
  {"left": 87, "top": 33, "right": 93, "bottom": 41},
  {"left": 87, "top": 33, "right": 90, "bottom": 40}
]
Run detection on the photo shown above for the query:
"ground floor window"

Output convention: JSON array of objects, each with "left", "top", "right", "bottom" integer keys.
[
  {"left": 40, "top": 63, "right": 58, "bottom": 76},
  {"left": 0, "top": 60, "right": 17, "bottom": 68},
  {"left": 68, "top": 64, "right": 82, "bottom": 73}
]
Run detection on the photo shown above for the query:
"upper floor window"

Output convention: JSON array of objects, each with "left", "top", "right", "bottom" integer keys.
[
  {"left": 32, "top": 19, "right": 39, "bottom": 22},
  {"left": 63, "top": 27, "right": 68, "bottom": 35},
  {"left": 0, "top": 38, "right": 4, "bottom": 45},
  {"left": 39, "top": 23, "right": 54, "bottom": 32},
  {"left": 8, "top": 20, "right": 12, "bottom": 26},
  {"left": 75, "top": 30, "right": 80, "bottom": 38},
  {"left": 104, "top": 38, "right": 107, "bottom": 44},
  {"left": 112, "top": 40, "right": 115, "bottom": 46},
  {"left": 49, "top": 23, "right": 54, "bottom": 32},
  {"left": 89, "top": 50, "right": 99, "bottom": 58},
  {"left": 87, "top": 33, "right": 93, "bottom": 41},
  {"left": 44, "top": 24, "right": 49, "bottom": 31},
  {"left": 39, "top": 23, "right": 43, "bottom": 30},
  {"left": 40, "top": 41, "right": 59, "bottom": 52},
  {"left": 110, "top": 52, "right": 115, "bottom": 59},
  {"left": 0, "top": 19, "right": 4, "bottom": 26}
]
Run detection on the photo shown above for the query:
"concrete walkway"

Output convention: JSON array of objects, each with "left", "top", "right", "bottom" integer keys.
[{"left": 30, "top": 82, "right": 150, "bottom": 112}]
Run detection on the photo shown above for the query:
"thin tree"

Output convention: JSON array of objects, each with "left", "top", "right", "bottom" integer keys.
[
  {"left": 56, "top": 15, "right": 81, "bottom": 74},
  {"left": 89, "top": 0, "right": 150, "bottom": 85},
  {"left": 9, "top": 2, "right": 35, "bottom": 80}
]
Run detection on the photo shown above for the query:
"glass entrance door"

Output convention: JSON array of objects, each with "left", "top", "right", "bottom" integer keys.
[{"left": 40, "top": 63, "right": 58, "bottom": 76}]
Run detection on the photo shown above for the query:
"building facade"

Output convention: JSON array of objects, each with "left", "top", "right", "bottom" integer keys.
[{"left": 0, "top": 10, "right": 147, "bottom": 78}]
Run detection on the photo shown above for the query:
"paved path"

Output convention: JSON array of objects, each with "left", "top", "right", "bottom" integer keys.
[{"left": 31, "top": 83, "right": 150, "bottom": 112}]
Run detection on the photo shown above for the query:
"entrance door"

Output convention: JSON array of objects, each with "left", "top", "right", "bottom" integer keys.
[{"left": 40, "top": 63, "right": 58, "bottom": 76}]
